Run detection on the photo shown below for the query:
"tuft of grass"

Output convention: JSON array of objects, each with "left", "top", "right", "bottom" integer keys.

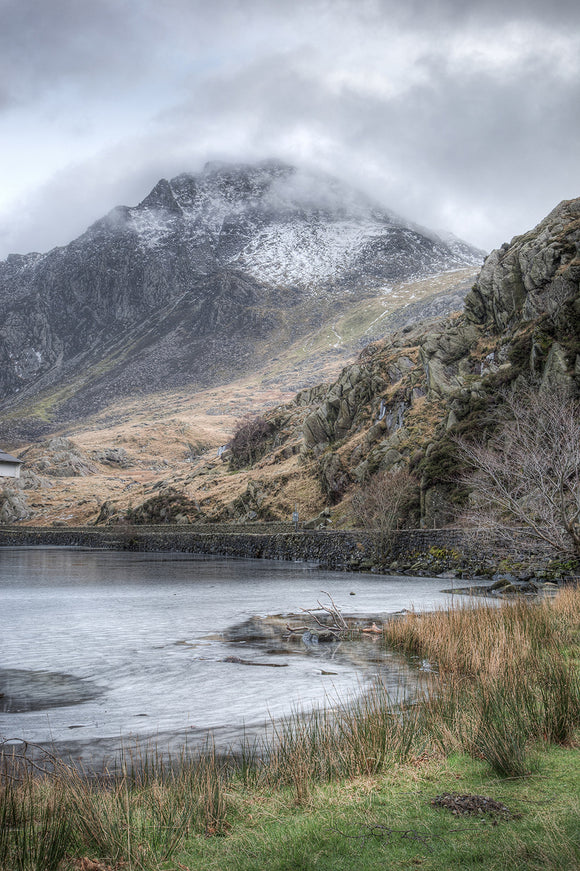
[
  {"left": 467, "top": 670, "right": 537, "bottom": 777},
  {"left": 0, "top": 773, "right": 71, "bottom": 871},
  {"left": 265, "top": 681, "right": 419, "bottom": 792},
  {"left": 538, "top": 654, "right": 580, "bottom": 745}
]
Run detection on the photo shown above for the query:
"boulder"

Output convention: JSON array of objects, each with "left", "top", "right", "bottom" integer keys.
[{"left": 0, "top": 487, "right": 31, "bottom": 522}]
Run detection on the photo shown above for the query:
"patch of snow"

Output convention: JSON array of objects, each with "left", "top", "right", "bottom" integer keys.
[
  {"left": 231, "top": 218, "right": 389, "bottom": 288},
  {"left": 120, "top": 163, "right": 481, "bottom": 290},
  {"left": 330, "top": 325, "right": 342, "bottom": 348},
  {"left": 128, "top": 209, "right": 174, "bottom": 251},
  {"left": 363, "top": 309, "right": 390, "bottom": 335}
]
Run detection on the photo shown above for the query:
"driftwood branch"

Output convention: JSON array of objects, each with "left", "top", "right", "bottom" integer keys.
[
  {"left": 284, "top": 591, "right": 383, "bottom": 639},
  {"left": 285, "top": 623, "right": 310, "bottom": 635},
  {"left": 0, "top": 738, "right": 71, "bottom": 780},
  {"left": 300, "top": 590, "right": 348, "bottom": 633}
]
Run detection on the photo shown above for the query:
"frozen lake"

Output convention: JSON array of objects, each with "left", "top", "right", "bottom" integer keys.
[{"left": 0, "top": 547, "right": 463, "bottom": 766}]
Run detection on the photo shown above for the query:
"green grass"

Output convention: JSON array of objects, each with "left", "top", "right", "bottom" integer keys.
[{"left": 174, "top": 749, "right": 580, "bottom": 871}]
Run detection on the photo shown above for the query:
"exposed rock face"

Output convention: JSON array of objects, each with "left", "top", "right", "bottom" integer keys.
[
  {"left": 18, "top": 437, "right": 99, "bottom": 477},
  {"left": 0, "top": 486, "right": 31, "bottom": 523},
  {"left": 0, "top": 161, "right": 483, "bottom": 440},
  {"left": 294, "top": 198, "right": 580, "bottom": 527},
  {"left": 465, "top": 198, "right": 580, "bottom": 331}
]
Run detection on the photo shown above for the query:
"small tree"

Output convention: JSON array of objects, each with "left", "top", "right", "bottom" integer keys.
[
  {"left": 351, "top": 469, "right": 418, "bottom": 560},
  {"left": 457, "top": 385, "right": 580, "bottom": 560}
]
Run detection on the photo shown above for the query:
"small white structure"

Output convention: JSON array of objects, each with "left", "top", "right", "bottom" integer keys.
[{"left": 0, "top": 450, "right": 22, "bottom": 479}]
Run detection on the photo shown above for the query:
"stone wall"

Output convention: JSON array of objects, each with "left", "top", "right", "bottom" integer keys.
[
  {"left": 0, "top": 523, "right": 500, "bottom": 572},
  {"left": 0, "top": 525, "right": 372, "bottom": 570}
]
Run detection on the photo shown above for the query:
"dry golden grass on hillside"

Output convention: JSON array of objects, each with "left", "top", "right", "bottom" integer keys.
[{"left": 11, "top": 269, "right": 477, "bottom": 527}]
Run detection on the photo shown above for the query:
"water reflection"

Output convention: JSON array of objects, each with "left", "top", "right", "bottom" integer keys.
[{"left": 0, "top": 668, "right": 103, "bottom": 713}]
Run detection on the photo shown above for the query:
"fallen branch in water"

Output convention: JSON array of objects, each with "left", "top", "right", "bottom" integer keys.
[
  {"left": 222, "top": 656, "right": 288, "bottom": 667},
  {"left": 362, "top": 623, "right": 382, "bottom": 634},
  {"left": 283, "top": 592, "right": 384, "bottom": 639},
  {"left": 300, "top": 590, "right": 349, "bottom": 633}
]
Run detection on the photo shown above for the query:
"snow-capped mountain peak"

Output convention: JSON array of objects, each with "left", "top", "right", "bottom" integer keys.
[
  {"left": 0, "top": 160, "right": 485, "bottom": 430},
  {"left": 105, "top": 161, "right": 484, "bottom": 291}
]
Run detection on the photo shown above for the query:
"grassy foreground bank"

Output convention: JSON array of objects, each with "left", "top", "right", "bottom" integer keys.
[{"left": 1, "top": 588, "right": 579, "bottom": 871}]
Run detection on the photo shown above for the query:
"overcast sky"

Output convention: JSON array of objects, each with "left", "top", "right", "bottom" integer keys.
[{"left": 0, "top": 0, "right": 579, "bottom": 259}]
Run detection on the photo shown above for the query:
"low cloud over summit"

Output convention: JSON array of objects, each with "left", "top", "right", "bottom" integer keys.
[{"left": 0, "top": 0, "right": 579, "bottom": 259}]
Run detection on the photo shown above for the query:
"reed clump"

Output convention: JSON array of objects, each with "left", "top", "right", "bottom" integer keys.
[
  {"left": 265, "top": 680, "right": 418, "bottom": 795},
  {"left": 383, "top": 591, "right": 579, "bottom": 677},
  {"left": 0, "top": 770, "right": 70, "bottom": 871},
  {"left": 385, "top": 587, "right": 580, "bottom": 775},
  {"left": 0, "top": 748, "right": 228, "bottom": 870},
  {"left": 1, "top": 587, "right": 579, "bottom": 869}
]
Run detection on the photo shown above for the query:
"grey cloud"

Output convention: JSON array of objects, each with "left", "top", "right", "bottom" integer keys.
[
  {"left": 0, "top": 1, "right": 136, "bottom": 101},
  {"left": 369, "top": 0, "right": 580, "bottom": 27},
  {"left": 0, "top": 0, "right": 579, "bottom": 257},
  {"left": 150, "top": 30, "right": 579, "bottom": 246}
]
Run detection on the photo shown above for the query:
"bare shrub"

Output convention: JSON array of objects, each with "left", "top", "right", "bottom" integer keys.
[
  {"left": 228, "top": 415, "right": 272, "bottom": 469},
  {"left": 124, "top": 487, "right": 198, "bottom": 524},
  {"left": 351, "top": 469, "right": 418, "bottom": 559},
  {"left": 456, "top": 384, "right": 580, "bottom": 560}
]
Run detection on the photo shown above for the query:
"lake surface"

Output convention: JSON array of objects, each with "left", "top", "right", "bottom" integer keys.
[{"left": 0, "top": 547, "right": 465, "bottom": 766}]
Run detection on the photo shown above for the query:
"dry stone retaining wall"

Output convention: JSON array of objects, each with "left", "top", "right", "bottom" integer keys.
[{"left": 0, "top": 524, "right": 499, "bottom": 571}]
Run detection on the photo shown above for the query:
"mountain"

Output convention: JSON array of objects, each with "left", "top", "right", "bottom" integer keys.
[
  {"left": 4, "top": 192, "right": 577, "bottom": 530},
  {"left": 52, "top": 194, "right": 576, "bottom": 531},
  {"left": 277, "top": 196, "right": 580, "bottom": 527},
  {"left": 0, "top": 160, "right": 483, "bottom": 441}
]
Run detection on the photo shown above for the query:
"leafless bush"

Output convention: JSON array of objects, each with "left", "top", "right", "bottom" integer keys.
[
  {"left": 456, "top": 384, "right": 580, "bottom": 560},
  {"left": 351, "top": 469, "right": 418, "bottom": 558}
]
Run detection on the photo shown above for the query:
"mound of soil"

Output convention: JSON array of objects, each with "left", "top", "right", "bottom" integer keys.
[{"left": 431, "top": 793, "right": 518, "bottom": 819}]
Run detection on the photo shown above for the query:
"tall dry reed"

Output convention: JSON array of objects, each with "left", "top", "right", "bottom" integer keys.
[
  {"left": 385, "top": 587, "right": 580, "bottom": 774},
  {"left": 383, "top": 588, "right": 580, "bottom": 677}
]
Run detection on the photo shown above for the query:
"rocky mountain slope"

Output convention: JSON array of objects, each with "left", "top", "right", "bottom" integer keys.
[
  {"left": 94, "top": 194, "right": 576, "bottom": 531},
  {"left": 0, "top": 267, "right": 475, "bottom": 525},
  {"left": 3, "top": 196, "right": 578, "bottom": 530},
  {"left": 287, "top": 196, "right": 580, "bottom": 527},
  {"left": 0, "top": 161, "right": 483, "bottom": 442}
]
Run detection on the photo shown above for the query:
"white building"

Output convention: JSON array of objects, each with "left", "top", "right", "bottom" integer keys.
[{"left": 0, "top": 450, "right": 23, "bottom": 478}]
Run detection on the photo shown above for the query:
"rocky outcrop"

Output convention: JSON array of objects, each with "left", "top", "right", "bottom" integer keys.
[
  {"left": 18, "top": 437, "right": 99, "bottom": 477},
  {"left": 294, "top": 197, "right": 580, "bottom": 526},
  {"left": 89, "top": 447, "right": 131, "bottom": 467},
  {"left": 465, "top": 198, "right": 580, "bottom": 331},
  {"left": 0, "top": 486, "right": 31, "bottom": 523}
]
